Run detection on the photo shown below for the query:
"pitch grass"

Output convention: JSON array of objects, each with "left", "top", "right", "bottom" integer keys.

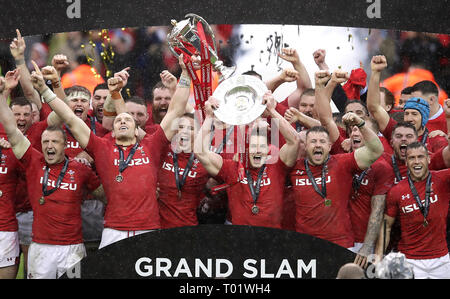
[{"left": 16, "top": 253, "right": 24, "bottom": 279}]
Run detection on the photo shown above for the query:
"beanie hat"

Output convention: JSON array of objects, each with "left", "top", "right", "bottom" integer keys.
[{"left": 403, "top": 97, "right": 430, "bottom": 128}]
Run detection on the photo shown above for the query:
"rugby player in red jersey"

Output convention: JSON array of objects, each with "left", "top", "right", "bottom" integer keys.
[
  {"left": 0, "top": 74, "right": 23, "bottom": 279},
  {"left": 288, "top": 68, "right": 384, "bottom": 250},
  {"left": 312, "top": 69, "right": 394, "bottom": 265},
  {"left": 377, "top": 142, "right": 450, "bottom": 278},
  {"left": 0, "top": 71, "right": 103, "bottom": 279},
  {"left": 158, "top": 113, "right": 210, "bottom": 228},
  {"left": 29, "top": 55, "right": 191, "bottom": 248},
  {"left": 194, "top": 91, "right": 300, "bottom": 229},
  {"left": 367, "top": 55, "right": 447, "bottom": 154}
]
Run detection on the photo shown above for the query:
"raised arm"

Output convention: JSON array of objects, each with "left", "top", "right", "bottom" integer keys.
[
  {"left": 367, "top": 55, "right": 390, "bottom": 131},
  {"left": 9, "top": 29, "right": 41, "bottom": 110},
  {"left": 160, "top": 55, "right": 192, "bottom": 141},
  {"left": 30, "top": 61, "right": 91, "bottom": 148},
  {"left": 0, "top": 71, "right": 30, "bottom": 159},
  {"left": 263, "top": 91, "right": 300, "bottom": 167},
  {"left": 314, "top": 70, "right": 346, "bottom": 144},
  {"left": 313, "top": 49, "right": 329, "bottom": 71},
  {"left": 443, "top": 99, "right": 450, "bottom": 167},
  {"left": 265, "top": 68, "right": 299, "bottom": 93},
  {"left": 342, "top": 112, "right": 383, "bottom": 170},
  {"left": 354, "top": 194, "right": 386, "bottom": 268},
  {"left": 284, "top": 107, "right": 320, "bottom": 129},
  {"left": 194, "top": 98, "right": 224, "bottom": 177}
]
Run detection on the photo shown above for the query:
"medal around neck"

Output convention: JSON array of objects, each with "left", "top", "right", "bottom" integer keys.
[{"left": 213, "top": 75, "right": 267, "bottom": 125}]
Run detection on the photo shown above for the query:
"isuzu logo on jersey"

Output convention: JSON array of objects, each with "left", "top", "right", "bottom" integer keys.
[
  {"left": 295, "top": 176, "right": 331, "bottom": 186},
  {"left": 162, "top": 162, "right": 198, "bottom": 178},
  {"left": 401, "top": 194, "right": 439, "bottom": 214},
  {"left": 113, "top": 157, "right": 150, "bottom": 167},
  {"left": 67, "top": 141, "right": 80, "bottom": 149},
  {"left": 239, "top": 177, "right": 271, "bottom": 187},
  {"left": 0, "top": 167, "right": 8, "bottom": 174},
  {"left": 39, "top": 177, "right": 77, "bottom": 191}
]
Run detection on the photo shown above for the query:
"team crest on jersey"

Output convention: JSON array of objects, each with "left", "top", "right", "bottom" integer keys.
[{"left": 68, "top": 169, "right": 76, "bottom": 182}]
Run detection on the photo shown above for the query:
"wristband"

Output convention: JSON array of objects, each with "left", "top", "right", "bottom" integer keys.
[
  {"left": 111, "top": 91, "right": 122, "bottom": 100},
  {"left": 178, "top": 76, "right": 191, "bottom": 88},
  {"left": 356, "top": 120, "right": 366, "bottom": 128},
  {"left": 41, "top": 87, "right": 57, "bottom": 104},
  {"left": 103, "top": 110, "right": 117, "bottom": 117}
]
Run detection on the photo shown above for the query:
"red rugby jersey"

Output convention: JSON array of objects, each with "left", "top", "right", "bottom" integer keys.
[
  {"left": 216, "top": 157, "right": 289, "bottom": 229},
  {"left": 0, "top": 148, "right": 21, "bottom": 231},
  {"left": 158, "top": 150, "right": 209, "bottom": 228},
  {"left": 386, "top": 169, "right": 450, "bottom": 259},
  {"left": 20, "top": 146, "right": 100, "bottom": 245},
  {"left": 349, "top": 158, "right": 394, "bottom": 243},
  {"left": 289, "top": 153, "right": 361, "bottom": 248},
  {"left": 85, "top": 125, "right": 170, "bottom": 230}
]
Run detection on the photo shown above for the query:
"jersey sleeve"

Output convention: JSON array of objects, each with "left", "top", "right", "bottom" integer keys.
[
  {"left": 216, "top": 159, "right": 239, "bottom": 185},
  {"left": 381, "top": 117, "right": 397, "bottom": 144},
  {"left": 372, "top": 160, "right": 395, "bottom": 196},
  {"left": 429, "top": 146, "right": 447, "bottom": 170},
  {"left": 85, "top": 130, "right": 106, "bottom": 161},
  {"left": 385, "top": 186, "right": 399, "bottom": 218},
  {"left": 19, "top": 143, "right": 41, "bottom": 170}
]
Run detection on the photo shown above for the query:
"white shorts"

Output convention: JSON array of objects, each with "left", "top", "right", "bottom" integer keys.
[
  {"left": 405, "top": 253, "right": 450, "bottom": 279},
  {"left": 27, "top": 242, "right": 86, "bottom": 279},
  {"left": 0, "top": 231, "right": 20, "bottom": 268},
  {"left": 16, "top": 211, "right": 33, "bottom": 246},
  {"left": 98, "top": 228, "right": 154, "bottom": 249}
]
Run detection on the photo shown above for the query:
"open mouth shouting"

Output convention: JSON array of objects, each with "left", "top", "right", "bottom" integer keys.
[
  {"left": 399, "top": 143, "right": 408, "bottom": 157},
  {"left": 46, "top": 148, "right": 57, "bottom": 161},
  {"left": 74, "top": 107, "right": 84, "bottom": 118}
]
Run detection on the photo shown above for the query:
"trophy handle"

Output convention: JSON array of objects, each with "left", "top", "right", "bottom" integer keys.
[{"left": 184, "top": 13, "right": 217, "bottom": 53}]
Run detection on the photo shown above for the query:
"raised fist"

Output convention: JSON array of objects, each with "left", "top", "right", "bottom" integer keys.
[
  {"left": 279, "top": 48, "right": 300, "bottom": 65},
  {"left": 313, "top": 49, "right": 326, "bottom": 66},
  {"left": 371, "top": 55, "right": 387, "bottom": 72},
  {"left": 51, "top": 54, "right": 69, "bottom": 74},
  {"left": 342, "top": 112, "right": 364, "bottom": 128},
  {"left": 280, "top": 68, "right": 299, "bottom": 83},
  {"left": 331, "top": 70, "right": 350, "bottom": 85},
  {"left": 107, "top": 77, "right": 124, "bottom": 93},
  {"left": 315, "top": 70, "right": 331, "bottom": 87}
]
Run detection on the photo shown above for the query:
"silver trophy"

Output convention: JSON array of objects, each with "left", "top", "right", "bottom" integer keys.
[
  {"left": 212, "top": 75, "right": 268, "bottom": 125},
  {"left": 167, "top": 13, "right": 236, "bottom": 82}
]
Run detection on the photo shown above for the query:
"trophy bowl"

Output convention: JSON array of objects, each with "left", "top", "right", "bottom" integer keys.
[
  {"left": 212, "top": 75, "right": 268, "bottom": 125},
  {"left": 167, "top": 13, "right": 236, "bottom": 81}
]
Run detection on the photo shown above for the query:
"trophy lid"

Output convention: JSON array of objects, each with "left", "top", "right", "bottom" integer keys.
[{"left": 212, "top": 75, "right": 268, "bottom": 126}]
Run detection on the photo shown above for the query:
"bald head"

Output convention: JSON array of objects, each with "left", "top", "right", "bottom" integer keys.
[{"left": 336, "top": 263, "right": 365, "bottom": 279}]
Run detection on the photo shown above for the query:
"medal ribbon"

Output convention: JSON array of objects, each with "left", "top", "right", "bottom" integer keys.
[
  {"left": 246, "top": 164, "right": 266, "bottom": 206},
  {"left": 420, "top": 128, "right": 429, "bottom": 146},
  {"left": 352, "top": 169, "right": 368, "bottom": 192},
  {"left": 304, "top": 157, "right": 330, "bottom": 199},
  {"left": 42, "top": 156, "right": 69, "bottom": 197},
  {"left": 391, "top": 155, "right": 403, "bottom": 183},
  {"left": 173, "top": 152, "right": 195, "bottom": 193},
  {"left": 407, "top": 172, "right": 432, "bottom": 220},
  {"left": 117, "top": 142, "right": 140, "bottom": 174}
]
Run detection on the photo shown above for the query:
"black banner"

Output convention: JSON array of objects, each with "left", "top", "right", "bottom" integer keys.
[
  {"left": 0, "top": 0, "right": 449, "bottom": 39},
  {"left": 60, "top": 225, "right": 356, "bottom": 279}
]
